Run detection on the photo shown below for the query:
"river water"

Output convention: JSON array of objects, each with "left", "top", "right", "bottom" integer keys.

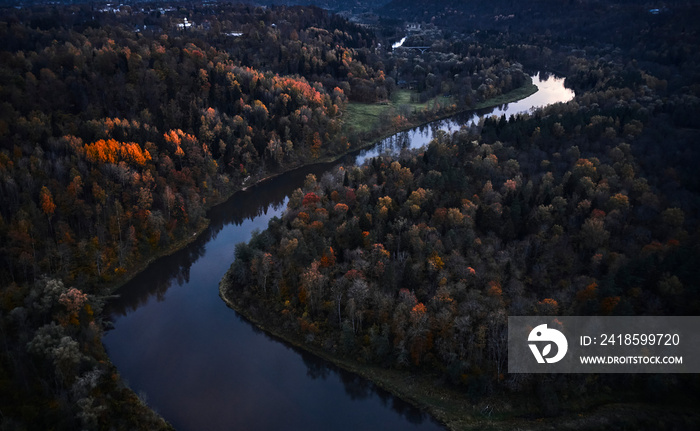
[{"left": 102, "top": 73, "right": 573, "bottom": 431}]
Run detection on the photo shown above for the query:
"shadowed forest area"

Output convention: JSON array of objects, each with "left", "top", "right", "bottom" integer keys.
[
  {"left": 1, "top": 0, "right": 699, "bottom": 429},
  {"left": 222, "top": 0, "right": 700, "bottom": 429}
]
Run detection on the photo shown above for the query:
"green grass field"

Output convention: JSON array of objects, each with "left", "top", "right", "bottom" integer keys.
[
  {"left": 342, "top": 79, "right": 538, "bottom": 134},
  {"left": 343, "top": 89, "right": 447, "bottom": 133}
]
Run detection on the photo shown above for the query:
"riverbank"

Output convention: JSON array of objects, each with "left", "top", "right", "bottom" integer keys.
[
  {"left": 219, "top": 272, "right": 700, "bottom": 431},
  {"left": 339, "top": 78, "right": 538, "bottom": 160},
  {"left": 344, "top": 78, "right": 537, "bottom": 134},
  {"left": 215, "top": 75, "right": 699, "bottom": 430},
  {"left": 99, "top": 78, "right": 542, "bottom": 430},
  {"left": 218, "top": 280, "right": 461, "bottom": 429},
  {"left": 104, "top": 78, "right": 539, "bottom": 296}
]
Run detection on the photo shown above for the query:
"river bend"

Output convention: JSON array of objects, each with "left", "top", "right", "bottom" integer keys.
[{"left": 103, "top": 73, "right": 573, "bottom": 431}]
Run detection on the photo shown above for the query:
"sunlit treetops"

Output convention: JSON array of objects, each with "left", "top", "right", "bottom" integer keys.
[
  {"left": 0, "top": 7, "right": 360, "bottom": 294},
  {"left": 273, "top": 76, "right": 326, "bottom": 108},
  {"left": 83, "top": 139, "right": 152, "bottom": 166}
]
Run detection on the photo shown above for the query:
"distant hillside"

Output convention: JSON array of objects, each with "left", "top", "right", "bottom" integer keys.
[
  {"left": 378, "top": 0, "right": 695, "bottom": 46},
  {"left": 264, "top": 0, "right": 392, "bottom": 12},
  {"left": 0, "top": 0, "right": 392, "bottom": 12}
]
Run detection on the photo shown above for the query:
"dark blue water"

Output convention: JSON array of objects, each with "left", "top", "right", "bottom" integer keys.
[{"left": 103, "top": 74, "right": 573, "bottom": 431}]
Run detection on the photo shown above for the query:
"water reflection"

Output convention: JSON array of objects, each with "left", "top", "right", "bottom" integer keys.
[
  {"left": 103, "top": 73, "right": 573, "bottom": 431},
  {"left": 205, "top": 162, "right": 336, "bottom": 236},
  {"left": 293, "top": 337, "right": 435, "bottom": 426},
  {"left": 106, "top": 235, "right": 207, "bottom": 316},
  {"left": 103, "top": 157, "right": 447, "bottom": 430},
  {"left": 392, "top": 36, "right": 407, "bottom": 49},
  {"left": 106, "top": 162, "right": 336, "bottom": 317},
  {"left": 352, "top": 72, "right": 574, "bottom": 165}
]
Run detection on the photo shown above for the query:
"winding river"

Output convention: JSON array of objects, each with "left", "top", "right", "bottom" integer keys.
[{"left": 103, "top": 73, "right": 574, "bottom": 431}]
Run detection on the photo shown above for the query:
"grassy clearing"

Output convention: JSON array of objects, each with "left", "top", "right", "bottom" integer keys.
[
  {"left": 343, "top": 90, "right": 449, "bottom": 133},
  {"left": 343, "top": 100, "right": 393, "bottom": 133},
  {"left": 342, "top": 78, "right": 538, "bottom": 134}
]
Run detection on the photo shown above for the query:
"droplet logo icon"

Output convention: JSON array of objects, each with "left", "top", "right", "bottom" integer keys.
[{"left": 528, "top": 324, "right": 568, "bottom": 364}]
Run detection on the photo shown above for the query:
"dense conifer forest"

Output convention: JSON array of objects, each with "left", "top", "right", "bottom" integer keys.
[{"left": 1, "top": 0, "right": 699, "bottom": 429}]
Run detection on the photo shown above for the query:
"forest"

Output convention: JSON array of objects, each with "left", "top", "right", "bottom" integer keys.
[
  {"left": 223, "top": 78, "right": 700, "bottom": 427},
  {"left": 0, "top": 2, "right": 534, "bottom": 429},
  {"left": 0, "top": 2, "right": 531, "bottom": 291},
  {"left": 221, "top": 0, "right": 700, "bottom": 429},
  {"left": 1, "top": 0, "right": 699, "bottom": 429}
]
